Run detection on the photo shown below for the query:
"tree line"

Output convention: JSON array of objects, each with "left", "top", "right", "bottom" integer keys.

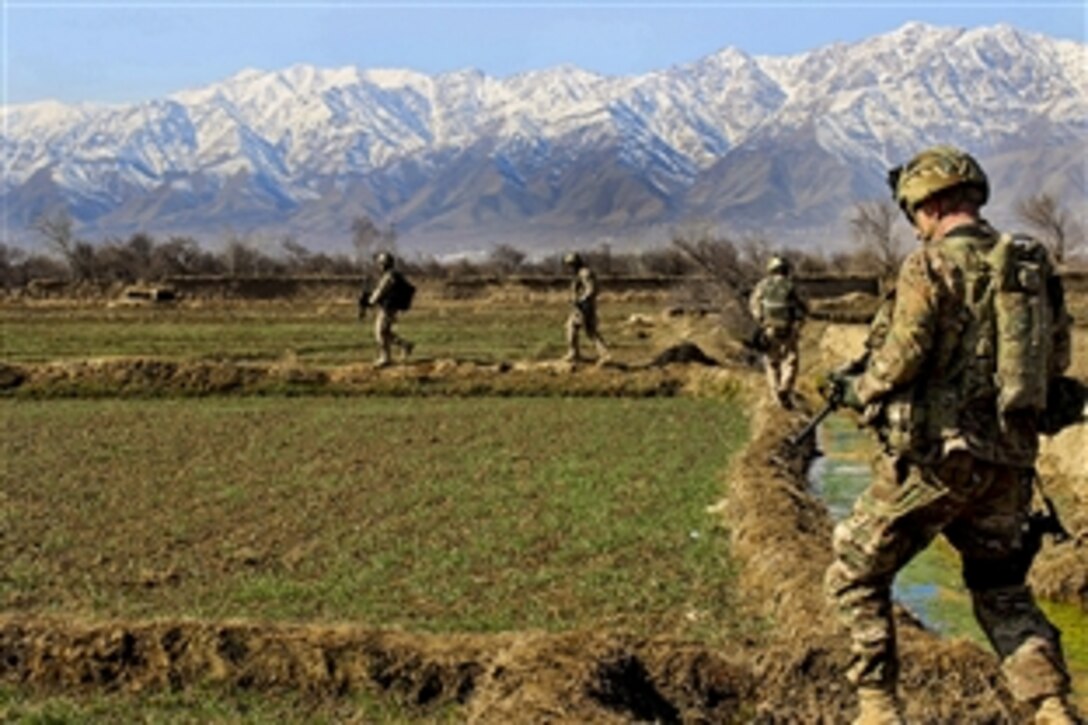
[{"left": 2, "top": 194, "right": 1082, "bottom": 291}]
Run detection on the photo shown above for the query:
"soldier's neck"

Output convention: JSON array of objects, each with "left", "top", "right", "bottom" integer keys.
[{"left": 930, "top": 212, "right": 980, "bottom": 242}]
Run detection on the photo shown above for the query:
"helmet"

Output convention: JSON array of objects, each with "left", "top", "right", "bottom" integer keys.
[
  {"left": 888, "top": 146, "right": 989, "bottom": 220},
  {"left": 375, "top": 251, "right": 395, "bottom": 270},
  {"left": 767, "top": 256, "right": 789, "bottom": 275},
  {"left": 563, "top": 252, "right": 584, "bottom": 269}
]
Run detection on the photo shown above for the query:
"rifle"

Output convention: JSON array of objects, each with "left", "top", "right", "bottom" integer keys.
[
  {"left": 1029, "top": 493, "right": 1071, "bottom": 545},
  {"left": 747, "top": 327, "right": 770, "bottom": 354},
  {"left": 788, "top": 389, "right": 842, "bottom": 447},
  {"left": 357, "top": 286, "right": 373, "bottom": 320}
]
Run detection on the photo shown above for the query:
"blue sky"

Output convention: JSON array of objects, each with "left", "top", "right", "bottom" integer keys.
[{"left": 2, "top": 1, "right": 1086, "bottom": 105}]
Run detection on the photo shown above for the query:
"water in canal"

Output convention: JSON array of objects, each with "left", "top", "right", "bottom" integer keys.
[{"left": 810, "top": 413, "right": 1087, "bottom": 702}]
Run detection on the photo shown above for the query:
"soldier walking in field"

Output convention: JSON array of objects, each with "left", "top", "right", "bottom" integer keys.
[
  {"left": 823, "top": 146, "right": 1080, "bottom": 724},
  {"left": 364, "top": 251, "right": 415, "bottom": 368},
  {"left": 749, "top": 256, "right": 808, "bottom": 409},
  {"left": 563, "top": 252, "right": 610, "bottom": 363}
]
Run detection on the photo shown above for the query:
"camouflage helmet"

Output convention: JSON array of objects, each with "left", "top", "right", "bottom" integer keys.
[
  {"left": 767, "top": 256, "right": 790, "bottom": 275},
  {"left": 375, "top": 251, "right": 395, "bottom": 270},
  {"left": 888, "top": 145, "right": 989, "bottom": 220},
  {"left": 563, "top": 252, "right": 584, "bottom": 269}
]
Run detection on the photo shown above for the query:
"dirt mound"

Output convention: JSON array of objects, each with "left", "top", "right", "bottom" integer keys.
[
  {"left": 0, "top": 354, "right": 760, "bottom": 402},
  {"left": 1032, "top": 423, "right": 1088, "bottom": 607},
  {"left": 0, "top": 357, "right": 701, "bottom": 399},
  {"left": 809, "top": 291, "right": 882, "bottom": 324},
  {"left": 649, "top": 342, "right": 719, "bottom": 367},
  {"left": 0, "top": 615, "right": 757, "bottom": 723}
]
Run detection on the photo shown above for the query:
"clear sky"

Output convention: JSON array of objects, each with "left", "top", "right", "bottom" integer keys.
[{"left": 2, "top": 1, "right": 1086, "bottom": 106}]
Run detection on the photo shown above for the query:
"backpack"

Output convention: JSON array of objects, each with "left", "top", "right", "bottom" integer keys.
[
  {"left": 960, "top": 233, "right": 1056, "bottom": 416},
  {"left": 386, "top": 271, "right": 416, "bottom": 312},
  {"left": 759, "top": 276, "right": 797, "bottom": 333}
]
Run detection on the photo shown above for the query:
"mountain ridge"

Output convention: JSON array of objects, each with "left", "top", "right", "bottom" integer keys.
[{"left": 2, "top": 21, "right": 1085, "bottom": 254}]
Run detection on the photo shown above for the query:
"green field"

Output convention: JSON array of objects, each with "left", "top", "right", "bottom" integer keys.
[
  {"left": 0, "top": 297, "right": 661, "bottom": 366},
  {"left": 2, "top": 395, "right": 748, "bottom": 641},
  {"left": 0, "top": 685, "right": 428, "bottom": 725}
]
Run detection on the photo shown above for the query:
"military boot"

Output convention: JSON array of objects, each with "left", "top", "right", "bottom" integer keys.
[
  {"left": 1034, "top": 695, "right": 1082, "bottom": 725},
  {"left": 853, "top": 687, "right": 905, "bottom": 725}
]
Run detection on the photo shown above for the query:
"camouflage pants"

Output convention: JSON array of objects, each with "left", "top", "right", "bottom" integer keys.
[
  {"left": 374, "top": 308, "right": 410, "bottom": 364},
  {"left": 566, "top": 306, "right": 609, "bottom": 360},
  {"left": 761, "top": 326, "right": 799, "bottom": 397},
  {"left": 825, "top": 451, "right": 1070, "bottom": 703}
]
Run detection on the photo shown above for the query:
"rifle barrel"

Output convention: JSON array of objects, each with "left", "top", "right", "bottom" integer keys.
[{"left": 789, "top": 401, "right": 837, "bottom": 447}]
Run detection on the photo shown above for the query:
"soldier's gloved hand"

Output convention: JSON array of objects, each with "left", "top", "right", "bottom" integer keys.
[
  {"left": 824, "top": 371, "right": 864, "bottom": 411},
  {"left": 836, "top": 373, "right": 865, "bottom": 411}
]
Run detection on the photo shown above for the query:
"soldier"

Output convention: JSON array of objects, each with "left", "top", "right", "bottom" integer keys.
[
  {"left": 824, "top": 146, "right": 1078, "bottom": 724},
  {"left": 367, "top": 251, "right": 415, "bottom": 368},
  {"left": 748, "top": 256, "right": 808, "bottom": 409},
  {"left": 563, "top": 252, "right": 610, "bottom": 363}
]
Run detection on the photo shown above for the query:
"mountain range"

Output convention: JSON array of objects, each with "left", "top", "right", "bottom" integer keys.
[{"left": 2, "top": 21, "right": 1085, "bottom": 256}]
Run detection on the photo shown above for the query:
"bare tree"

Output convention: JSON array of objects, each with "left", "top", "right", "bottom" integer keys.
[
  {"left": 670, "top": 224, "right": 749, "bottom": 289},
  {"left": 848, "top": 200, "right": 908, "bottom": 288},
  {"left": 32, "top": 210, "right": 76, "bottom": 259},
  {"left": 351, "top": 215, "right": 397, "bottom": 268},
  {"left": 1015, "top": 193, "right": 1084, "bottom": 265},
  {"left": 738, "top": 235, "right": 773, "bottom": 281},
  {"left": 669, "top": 224, "right": 764, "bottom": 343},
  {"left": 487, "top": 243, "right": 526, "bottom": 276},
  {"left": 32, "top": 210, "right": 100, "bottom": 280}
]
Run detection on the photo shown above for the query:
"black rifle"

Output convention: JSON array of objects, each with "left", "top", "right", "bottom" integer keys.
[
  {"left": 358, "top": 285, "right": 373, "bottom": 320},
  {"left": 788, "top": 392, "right": 841, "bottom": 447},
  {"left": 789, "top": 350, "right": 872, "bottom": 447},
  {"left": 1029, "top": 494, "right": 1071, "bottom": 545}
]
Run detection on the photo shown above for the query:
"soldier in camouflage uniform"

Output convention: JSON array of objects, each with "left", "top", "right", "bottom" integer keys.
[
  {"left": 749, "top": 256, "right": 809, "bottom": 408},
  {"left": 368, "top": 251, "right": 414, "bottom": 368},
  {"left": 563, "top": 252, "right": 610, "bottom": 363},
  {"left": 824, "top": 147, "right": 1078, "bottom": 724}
]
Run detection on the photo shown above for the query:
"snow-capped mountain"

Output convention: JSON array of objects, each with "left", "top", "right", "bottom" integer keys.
[{"left": 2, "top": 22, "right": 1085, "bottom": 254}]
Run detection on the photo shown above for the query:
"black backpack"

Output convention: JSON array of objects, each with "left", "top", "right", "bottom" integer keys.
[{"left": 387, "top": 271, "right": 416, "bottom": 312}]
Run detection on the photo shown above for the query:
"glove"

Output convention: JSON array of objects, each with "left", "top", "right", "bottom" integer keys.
[
  {"left": 838, "top": 373, "right": 864, "bottom": 412},
  {"left": 823, "top": 371, "right": 864, "bottom": 411}
]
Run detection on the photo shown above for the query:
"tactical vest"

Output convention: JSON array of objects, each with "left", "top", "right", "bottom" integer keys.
[{"left": 758, "top": 276, "right": 797, "bottom": 332}]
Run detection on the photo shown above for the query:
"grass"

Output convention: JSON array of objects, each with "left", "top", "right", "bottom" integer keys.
[
  {"left": 0, "top": 296, "right": 659, "bottom": 367},
  {"left": 1, "top": 395, "right": 748, "bottom": 642},
  {"left": 0, "top": 684, "right": 451, "bottom": 724}
]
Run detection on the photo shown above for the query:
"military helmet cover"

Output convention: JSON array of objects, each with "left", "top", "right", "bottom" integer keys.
[
  {"left": 375, "top": 251, "right": 395, "bottom": 270},
  {"left": 888, "top": 145, "right": 989, "bottom": 219},
  {"left": 767, "top": 256, "right": 790, "bottom": 274}
]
